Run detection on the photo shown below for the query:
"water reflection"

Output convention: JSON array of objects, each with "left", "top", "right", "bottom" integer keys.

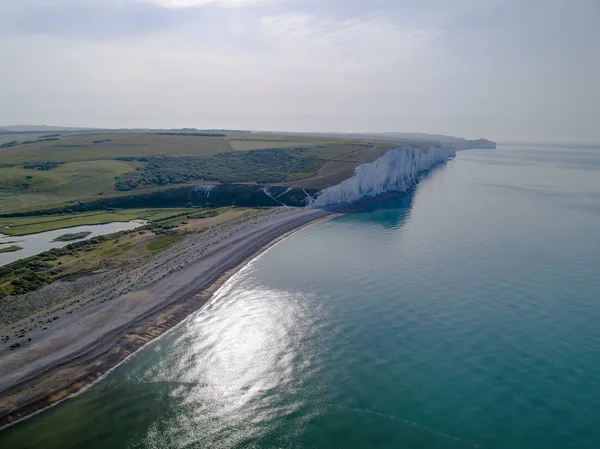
[
  {"left": 344, "top": 191, "right": 416, "bottom": 230},
  {"left": 119, "top": 262, "right": 330, "bottom": 448}
]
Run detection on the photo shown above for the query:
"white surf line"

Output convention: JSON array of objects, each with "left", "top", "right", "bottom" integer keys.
[
  {"left": 332, "top": 405, "right": 481, "bottom": 448},
  {"left": 261, "top": 187, "right": 287, "bottom": 206}
]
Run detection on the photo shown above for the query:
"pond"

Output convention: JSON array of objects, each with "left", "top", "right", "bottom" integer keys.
[{"left": 0, "top": 220, "right": 147, "bottom": 267}]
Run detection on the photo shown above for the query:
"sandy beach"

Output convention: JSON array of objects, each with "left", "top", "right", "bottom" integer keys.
[{"left": 0, "top": 207, "right": 329, "bottom": 428}]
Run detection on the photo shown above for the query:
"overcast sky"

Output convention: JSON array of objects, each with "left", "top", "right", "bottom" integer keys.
[{"left": 0, "top": 0, "right": 598, "bottom": 142}]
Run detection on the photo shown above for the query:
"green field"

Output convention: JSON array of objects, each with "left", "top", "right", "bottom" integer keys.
[
  {"left": 0, "top": 133, "right": 53, "bottom": 145},
  {"left": 0, "top": 132, "right": 233, "bottom": 164},
  {"left": 0, "top": 159, "right": 142, "bottom": 213},
  {"left": 225, "top": 134, "right": 341, "bottom": 151}
]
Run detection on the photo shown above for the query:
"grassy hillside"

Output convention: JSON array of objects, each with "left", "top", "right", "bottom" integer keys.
[{"left": 0, "top": 131, "right": 398, "bottom": 214}]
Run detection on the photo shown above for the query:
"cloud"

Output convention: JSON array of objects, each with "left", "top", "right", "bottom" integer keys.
[
  {"left": 147, "top": 0, "right": 275, "bottom": 8},
  {"left": 256, "top": 13, "right": 440, "bottom": 72},
  {"left": 0, "top": 0, "right": 599, "bottom": 141}
]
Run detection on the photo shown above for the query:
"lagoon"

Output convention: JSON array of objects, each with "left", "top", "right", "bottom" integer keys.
[{"left": 0, "top": 220, "right": 146, "bottom": 267}]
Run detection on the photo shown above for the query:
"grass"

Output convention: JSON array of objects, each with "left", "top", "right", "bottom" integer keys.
[
  {"left": 0, "top": 245, "right": 22, "bottom": 253},
  {"left": 0, "top": 160, "right": 142, "bottom": 213},
  {"left": 0, "top": 208, "right": 193, "bottom": 236},
  {"left": 301, "top": 143, "right": 371, "bottom": 160},
  {"left": 52, "top": 232, "right": 92, "bottom": 242},
  {"left": 0, "top": 132, "right": 234, "bottom": 213},
  {"left": 227, "top": 140, "right": 313, "bottom": 151},
  {"left": 0, "top": 133, "right": 51, "bottom": 145},
  {"left": 0, "top": 166, "right": 61, "bottom": 193},
  {"left": 0, "top": 132, "right": 233, "bottom": 165},
  {"left": 225, "top": 134, "right": 337, "bottom": 151},
  {"left": 146, "top": 236, "right": 184, "bottom": 252},
  {"left": 288, "top": 141, "right": 399, "bottom": 190}
]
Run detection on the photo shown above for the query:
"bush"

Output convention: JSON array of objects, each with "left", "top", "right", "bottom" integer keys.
[
  {"left": 112, "top": 147, "right": 324, "bottom": 191},
  {"left": 0, "top": 229, "right": 138, "bottom": 296},
  {"left": 11, "top": 272, "right": 51, "bottom": 295},
  {"left": 23, "top": 161, "right": 63, "bottom": 171}
]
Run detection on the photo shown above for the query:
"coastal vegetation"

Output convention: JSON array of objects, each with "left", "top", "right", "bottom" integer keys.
[
  {"left": 147, "top": 236, "right": 185, "bottom": 252},
  {"left": 51, "top": 231, "right": 92, "bottom": 242},
  {"left": 0, "top": 207, "right": 253, "bottom": 298},
  {"left": 113, "top": 148, "right": 326, "bottom": 191},
  {"left": 0, "top": 245, "right": 22, "bottom": 254}
]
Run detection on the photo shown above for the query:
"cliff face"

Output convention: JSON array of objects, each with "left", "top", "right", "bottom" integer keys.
[
  {"left": 309, "top": 145, "right": 456, "bottom": 207},
  {"left": 3, "top": 144, "right": 463, "bottom": 216}
]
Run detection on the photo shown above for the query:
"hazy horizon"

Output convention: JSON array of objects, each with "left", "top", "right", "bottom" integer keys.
[
  {"left": 2, "top": 124, "right": 600, "bottom": 146},
  {"left": 1, "top": 0, "right": 599, "bottom": 143}
]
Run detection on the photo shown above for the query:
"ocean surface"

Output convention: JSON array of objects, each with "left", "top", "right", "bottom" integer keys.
[{"left": 2, "top": 143, "right": 600, "bottom": 448}]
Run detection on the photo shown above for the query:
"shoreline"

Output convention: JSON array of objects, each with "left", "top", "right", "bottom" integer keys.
[{"left": 0, "top": 207, "right": 332, "bottom": 430}]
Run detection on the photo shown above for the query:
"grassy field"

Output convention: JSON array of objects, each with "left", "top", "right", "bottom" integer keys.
[
  {"left": 0, "top": 133, "right": 234, "bottom": 164},
  {"left": 286, "top": 141, "right": 399, "bottom": 190},
  {"left": 0, "top": 133, "right": 52, "bottom": 145},
  {"left": 225, "top": 133, "right": 340, "bottom": 151},
  {"left": 0, "top": 159, "right": 142, "bottom": 213},
  {"left": 147, "top": 236, "right": 185, "bottom": 252}
]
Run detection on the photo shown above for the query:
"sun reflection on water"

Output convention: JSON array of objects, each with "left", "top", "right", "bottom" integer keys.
[{"left": 139, "top": 262, "right": 326, "bottom": 448}]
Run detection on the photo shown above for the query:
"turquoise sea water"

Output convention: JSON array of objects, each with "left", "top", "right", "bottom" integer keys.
[{"left": 2, "top": 143, "right": 600, "bottom": 448}]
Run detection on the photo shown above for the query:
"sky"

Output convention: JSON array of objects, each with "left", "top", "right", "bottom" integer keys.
[{"left": 0, "top": 0, "right": 599, "bottom": 142}]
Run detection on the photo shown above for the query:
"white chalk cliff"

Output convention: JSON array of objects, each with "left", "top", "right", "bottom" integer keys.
[{"left": 309, "top": 145, "right": 455, "bottom": 207}]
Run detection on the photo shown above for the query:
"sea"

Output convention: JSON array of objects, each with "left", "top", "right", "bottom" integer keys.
[{"left": 1, "top": 143, "right": 600, "bottom": 449}]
